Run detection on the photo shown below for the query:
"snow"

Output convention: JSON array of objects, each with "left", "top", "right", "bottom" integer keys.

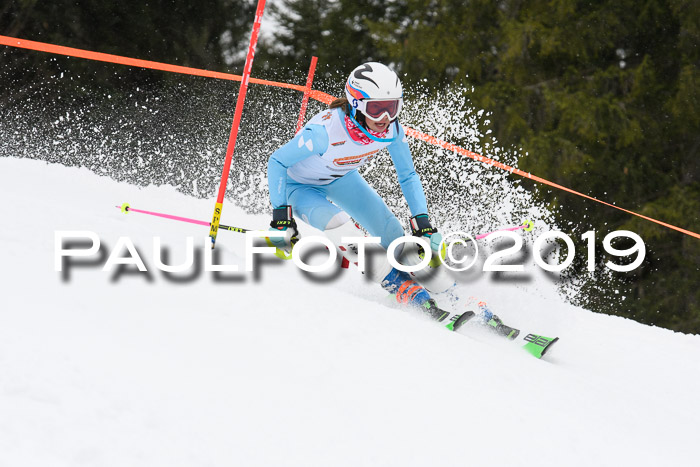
[{"left": 1, "top": 157, "right": 699, "bottom": 466}]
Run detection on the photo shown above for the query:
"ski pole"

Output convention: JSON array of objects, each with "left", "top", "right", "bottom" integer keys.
[
  {"left": 441, "top": 220, "right": 535, "bottom": 249},
  {"left": 428, "top": 221, "right": 535, "bottom": 268},
  {"left": 117, "top": 203, "right": 248, "bottom": 232},
  {"left": 474, "top": 220, "right": 534, "bottom": 240},
  {"left": 116, "top": 203, "right": 292, "bottom": 259}
]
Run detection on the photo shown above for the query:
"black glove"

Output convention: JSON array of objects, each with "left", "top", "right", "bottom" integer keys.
[
  {"left": 409, "top": 214, "right": 442, "bottom": 252},
  {"left": 269, "top": 205, "right": 299, "bottom": 248}
]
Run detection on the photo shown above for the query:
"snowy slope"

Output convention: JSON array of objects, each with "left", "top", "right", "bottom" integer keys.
[{"left": 1, "top": 157, "right": 699, "bottom": 467}]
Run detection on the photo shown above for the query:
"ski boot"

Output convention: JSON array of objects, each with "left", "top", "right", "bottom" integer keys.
[
  {"left": 485, "top": 314, "right": 520, "bottom": 340},
  {"left": 475, "top": 300, "right": 520, "bottom": 340},
  {"left": 381, "top": 268, "right": 476, "bottom": 330},
  {"left": 382, "top": 267, "right": 447, "bottom": 321}
]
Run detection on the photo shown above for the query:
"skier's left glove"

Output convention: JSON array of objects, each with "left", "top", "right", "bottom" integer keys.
[
  {"left": 269, "top": 205, "right": 299, "bottom": 248},
  {"left": 409, "top": 214, "right": 443, "bottom": 253}
]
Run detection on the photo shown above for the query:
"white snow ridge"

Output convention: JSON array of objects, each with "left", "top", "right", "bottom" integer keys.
[{"left": 1, "top": 157, "right": 699, "bottom": 467}]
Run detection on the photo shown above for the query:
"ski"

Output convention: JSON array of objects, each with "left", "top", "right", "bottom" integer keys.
[
  {"left": 520, "top": 333, "right": 559, "bottom": 359},
  {"left": 484, "top": 319, "right": 559, "bottom": 359},
  {"left": 459, "top": 300, "right": 559, "bottom": 359},
  {"left": 447, "top": 308, "right": 560, "bottom": 359},
  {"left": 445, "top": 310, "right": 476, "bottom": 332},
  {"left": 397, "top": 296, "right": 559, "bottom": 359},
  {"left": 422, "top": 298, "right": 476, "bottom": 332}
]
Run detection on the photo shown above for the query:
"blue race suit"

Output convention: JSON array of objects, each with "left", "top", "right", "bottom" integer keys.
[{"left": 267, "top": 107, "right": 428, "bottom": 249}]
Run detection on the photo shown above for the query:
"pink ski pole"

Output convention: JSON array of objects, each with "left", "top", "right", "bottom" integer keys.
[{"left": 475, "top": 220, "right": 534, "bottom": 240}]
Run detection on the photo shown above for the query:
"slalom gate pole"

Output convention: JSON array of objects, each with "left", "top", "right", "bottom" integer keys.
[
  {"left": 208, "top": 0, "right": 267, "bottom": 249},
  {"left": 295, "top": 56, "right": 318, "bottom": 134},
  {"left": 117, "top": 204, "right": 249, "bottom": 233},
  {"left": 0, "top": 34, "right": 316, "bottom": 94}
]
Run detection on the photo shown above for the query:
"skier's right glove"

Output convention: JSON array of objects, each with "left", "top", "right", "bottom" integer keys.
[
  {"left": 409, "top": 214, "right": 443, "bottom": 253},
  {"left": 268, "top": 205, "right": 299, "bottom": 248}
]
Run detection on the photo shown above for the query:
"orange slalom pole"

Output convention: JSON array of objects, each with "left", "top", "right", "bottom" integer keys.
[
  {"left": 295, "top": 56, "right": 318, "bottom": 134},
  {"left": 0, "top": 34, "right": 312, "bottom": 95},
  {"left": 208, "top": 0, "right": 267, "bottom": 248},
  {"left": 403, "top": 126, "right": 700, "bottom": 240}
]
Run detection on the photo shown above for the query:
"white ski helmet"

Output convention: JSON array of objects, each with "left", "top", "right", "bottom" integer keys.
[{"left": 345, "top": 62, "right": 403, "bottom": 122}]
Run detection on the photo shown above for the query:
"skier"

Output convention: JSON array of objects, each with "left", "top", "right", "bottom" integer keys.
[{"left": 265, "top": 61, "right": 516, "bottom": 338}]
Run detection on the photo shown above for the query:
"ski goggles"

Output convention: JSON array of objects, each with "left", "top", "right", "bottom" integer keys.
[{"left": 361, "top": 98, "right": 402, "bottom": 122}]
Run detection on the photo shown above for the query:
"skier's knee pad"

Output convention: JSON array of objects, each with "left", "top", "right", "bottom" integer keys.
[
  {"left": 298, "top": 204, "right": 343, "bottom": 231},
  {"left": 323, "top": 217, "right": 361, "bottom": 245},
  {"left": 323, "top": 211, "right": 351, "bottom": 230}
]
